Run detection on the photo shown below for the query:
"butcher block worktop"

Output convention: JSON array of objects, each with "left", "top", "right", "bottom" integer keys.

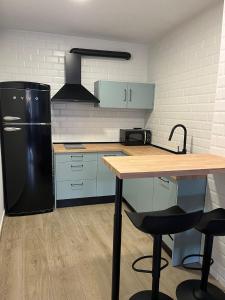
[
  {"left": 53, "top": 143, "right": 169, "bottom": 156},
  {"left": 102, "top": 153, "right": 225, "bottom": 179},
  {"left": 53, "top": 143, "right": 211, "bottom": 180}
]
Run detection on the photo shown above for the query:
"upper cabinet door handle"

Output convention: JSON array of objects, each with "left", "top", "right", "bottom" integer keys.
[
  {"left": 124, "top": 89, "right": 127, "bottom": 102},
  {"left": 129, "top": 89, "right": 132, "bottom": 101},
  {"left": 3, "top": 116, "right": 21, "bottom": 121}
]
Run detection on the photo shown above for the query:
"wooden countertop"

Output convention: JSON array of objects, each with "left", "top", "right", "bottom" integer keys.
[
  {"left": 102, "top": 154, "right": 225, "bottom": 179},
  {"left": 53, "top": 143, "right": 208, "bottom": 180},
  {"left": 53, "top": 143, "right": 170, "bottom": 156}
]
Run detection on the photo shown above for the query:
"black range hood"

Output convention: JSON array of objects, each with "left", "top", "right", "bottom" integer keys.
[{"left": 51, "top": 48, "right": 131, "bottom": 104}]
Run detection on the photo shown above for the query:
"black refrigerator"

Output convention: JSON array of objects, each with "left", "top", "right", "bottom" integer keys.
[{"left": 0, "top": 81, "right": 54, "bottom": 216}]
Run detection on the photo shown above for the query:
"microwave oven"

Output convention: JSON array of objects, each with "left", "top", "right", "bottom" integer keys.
[{"left": 120, "top": 128, "right": 152, "bottom": 146}]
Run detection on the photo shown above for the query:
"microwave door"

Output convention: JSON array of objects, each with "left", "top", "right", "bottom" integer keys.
[{"left": 128, "top": 131, "right": 145, "bottom": 145}]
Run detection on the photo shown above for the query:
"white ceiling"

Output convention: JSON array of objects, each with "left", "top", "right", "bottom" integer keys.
[{"left": 0, "top": 0, "right": 222, "bottom": 43}]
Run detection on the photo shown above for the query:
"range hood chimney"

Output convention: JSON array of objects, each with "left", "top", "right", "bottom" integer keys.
[{"left": 51, "top": 48, "right": 131, "bottom": 104}]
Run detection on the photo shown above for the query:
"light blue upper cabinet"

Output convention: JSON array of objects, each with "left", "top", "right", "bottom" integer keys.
[
  {"left": 94, "top": 81, "right": 127, "bottom": 108},
  {"left": 127, "top": 83, "right": 155, "bottom": 109},
  {"left": 94, "top": 80, "right": 155, "bottom": 109}
]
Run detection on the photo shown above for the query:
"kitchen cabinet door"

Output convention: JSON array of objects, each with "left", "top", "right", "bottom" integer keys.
[
  {"left": 153, "top": 177, "right": 177, "bottom": 250},
  {"left": 123, "top": 178, "right": 154, "bottom": 212},
  {"left": 94, "top": 81, "right": 127, "bottom": 108},
  {"left": 127, "top": 83, "right": 155, "bottom": 109},
  {"left": 97, "top": 152, "right": 124, "bottom": 196},
  {"left": 153, "top": 177, "right": 177, "bottom": 211}
]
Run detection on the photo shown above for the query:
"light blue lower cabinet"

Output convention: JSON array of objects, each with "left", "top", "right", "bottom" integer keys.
[
  {"left": 172, "top": 178, "right": 207, "bottom": 266},
  {"left": 153, "top": 177, "right": 177, "bottom": 211},
  {"left": 123, "top": 178, "right": 154, "bottom": 212},
  {"left": 56, "top": 179, "right": 97, "bottom": 200},
  {"left": 153, "top": 177, "right": 177, "bottom": 251},
  {"left": 56, "top": 153, "right": 97, "bottom": 163},
  {"left": 123, "top": 176, "right": 207, "bottom": 266},
  {"left": 56, "top": 160, "right": 97, "bottom": 181},
  {"left": 97, "top": 152, "right": 124, "bottom": 196},
  {"left": 55, "top": 151, "right": 125, "bottom": 201}
]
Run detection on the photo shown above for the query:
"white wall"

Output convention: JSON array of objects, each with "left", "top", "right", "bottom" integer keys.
[
  {"left": 206, "top": 1, "right": 225, "bottom": 287},
  {"left": 146, "top": 3, "right": 223, "bottom": 153},
  {"left": 0, "top": 30, "right": 149, "bottom": 142},
  {"left": 146, "top": 1, "right": 225, "bottom": 288}
]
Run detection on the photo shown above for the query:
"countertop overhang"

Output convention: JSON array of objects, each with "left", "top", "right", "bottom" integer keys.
[
  {"left": 102, "top": 153, "right": 225, "bottom": 179},
  {"left": 53, "top": 143, "right": 224, "bottom": 180}
]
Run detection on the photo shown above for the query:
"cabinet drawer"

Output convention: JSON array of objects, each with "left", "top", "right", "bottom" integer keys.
[
  {"left": 56, "top": 153, "right": 97, "bottom": 163},
  {"left": 56, "top": 160, "right": 97, "bottom": 181},
  {"left": 56, "top": 179, "right": 96, "bottom": 200}
]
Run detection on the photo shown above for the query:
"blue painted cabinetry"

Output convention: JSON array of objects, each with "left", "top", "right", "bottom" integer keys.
[
  {"left": 55, "top": 151, "right": 124, "bottom": 201},
  {"left": 153, "top": 177, "right": 177, "bottom": 211},
  {"left": 94, "top": 80, "right": 155, "bottom": 109},
  {"left": 127, "top": 83, "right": 155, "bottom": 109},
  {"left": 97, "top": 152, "right": 124, "bottom": 196},
  {"left": 55, "top": 153, "right": 97, "bottom": 201},
  {"left": 123, "top": 178, "right": 154, "bottom": 212},
  {"left": 123, "top": 176, "right": 207, "bottom": 266}
]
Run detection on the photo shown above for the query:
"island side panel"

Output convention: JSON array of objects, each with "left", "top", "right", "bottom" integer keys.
[{"left": 172, "top": 177, "right": 207, "bottom": 266}]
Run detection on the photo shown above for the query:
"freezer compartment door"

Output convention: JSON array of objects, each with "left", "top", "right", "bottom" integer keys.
[
  {"left": 2, "top": 124, "right": 53, "bottom": 215},
  {"left": 0, "top": 88, "right": 51, "bottom": 123}
]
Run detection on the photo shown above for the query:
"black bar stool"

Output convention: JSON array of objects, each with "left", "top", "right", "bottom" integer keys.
[
  {"left": 176, "top": 208, "right": 225, "bottom": 300},
  {"left": 125, "top": 205, "right": 203, "bottom": 300}
]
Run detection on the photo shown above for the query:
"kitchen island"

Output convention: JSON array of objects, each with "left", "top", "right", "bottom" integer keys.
[{"left": 102, "top": 153, "right": 225, "bottom": 300}]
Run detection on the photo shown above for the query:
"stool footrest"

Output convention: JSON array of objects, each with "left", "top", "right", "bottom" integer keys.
[
  {"left": 132, "top": 255, "right": 169, "bottom": 274},
  {"left": 182, "top": 254, "right": 214, "bottom": 271}
]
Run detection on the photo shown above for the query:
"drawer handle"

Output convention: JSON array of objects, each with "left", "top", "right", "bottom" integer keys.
[
  {"left": 123, "top": 89, "right": 127, "bottom": 102},
  {"left": 71, "top": 165, "right": 83, "bottom": 168},
  {"left": 71, "top": 155, "right": 83, "bottom": 158},
  {"left": 71, "top": 183, "right": 84, "bottom": 187},
  {"left": 159, "top": 177, "right": 170, "bottom": 184},
  {"left": 103, "top": 154, "right": 117, "bottom": 157}
]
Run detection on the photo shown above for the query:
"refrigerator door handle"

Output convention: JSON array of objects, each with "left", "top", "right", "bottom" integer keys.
[
  {"left": 4, "top": 127, "right": 22, "bottom": 132},
  {"left": 3, "top": 116, "right": 21, "bottom": 121}
]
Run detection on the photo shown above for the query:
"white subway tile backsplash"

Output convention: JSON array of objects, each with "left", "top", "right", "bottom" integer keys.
[{"left": 0, "top": 30, "right": 148, "bottom": 142}]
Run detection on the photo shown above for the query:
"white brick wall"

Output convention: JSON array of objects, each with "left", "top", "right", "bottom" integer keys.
[
  {"left": 146, "top": 3, "right": 223, "bottom": 153},
  {"left": 0, "top": 30, "right": 149, "bottom": 142},
  {"left": 207, "top": 1, "right": 225, "bottom": 287},
  {"left": 146, "top": 2, "right": 225, "bottom": 288}
]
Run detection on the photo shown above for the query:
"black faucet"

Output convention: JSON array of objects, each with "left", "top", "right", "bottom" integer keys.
[{"left": 168, "top": 124, "right": 187, "bottom": 154}]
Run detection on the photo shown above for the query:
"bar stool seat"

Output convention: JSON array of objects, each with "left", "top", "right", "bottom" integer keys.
[
  {"left": 176, "top": 208, "right": 225, "bottom": 300},
  {"left": 195, "top": 208, "right": 225, "bottom": 235},
  {"left": 126, "top": 205, "right": 198, "bottom": 235},
  {"left": 126, "top": 205, "right": 203, "bottom": 300}
]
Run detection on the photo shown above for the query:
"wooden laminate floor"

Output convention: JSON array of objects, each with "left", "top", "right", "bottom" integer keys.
[{"left": 0, "top": 203, "right": 222, "bottom": 300}]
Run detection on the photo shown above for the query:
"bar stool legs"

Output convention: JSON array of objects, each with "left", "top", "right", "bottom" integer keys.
[
  {"left": 130, "top": 235, "right": 173, "bottom": 300},
  {"left": 176, "top": 234, "right": 225, "bottom": 300}
]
